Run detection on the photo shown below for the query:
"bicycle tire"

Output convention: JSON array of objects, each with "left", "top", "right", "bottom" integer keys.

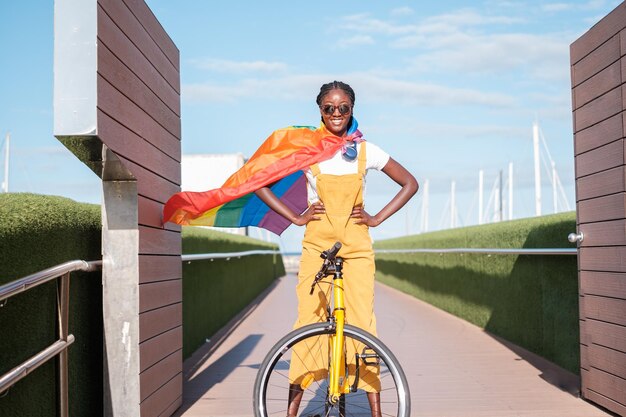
[{"left": 253, "top": 322, "right": 410, "bottom": 417}]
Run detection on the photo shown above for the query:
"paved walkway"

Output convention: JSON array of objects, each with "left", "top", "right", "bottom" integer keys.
[{"left": 174, "top": 274, "right": 612, "bottom": 417}]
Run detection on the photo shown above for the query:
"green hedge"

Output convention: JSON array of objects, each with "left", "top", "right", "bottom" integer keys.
[
  {"left": 0, "top": 193, "right": 103, "bottom": 417},
  {"left": 182, "top": 227, "right": 285, "bottom": 358},
  {"left": 374, "top": 212, "right": 579, "bottom": 374}
]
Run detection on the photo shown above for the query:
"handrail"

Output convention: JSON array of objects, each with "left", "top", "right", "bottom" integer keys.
[
  {"left": 374, "top": 248, "right": 577, "bottom": 255},
  {"left": 282, "top": 248, "right": 577, "bottom": 256},
  {"left": 0, "top": 260, "right": 101, "bottom": 302},
  {"left": 0, "top": 259, "right": 102, "bottom": 417},
  {"left": 182, "top": 250, "right": 280, "bottom": 262}
]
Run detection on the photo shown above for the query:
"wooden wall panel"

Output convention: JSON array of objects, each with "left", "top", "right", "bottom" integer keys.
[
  {"left": 578, "top": 218, "right": 626, "bottom": 246},
  {"left": 574, "top": 86, "right": 622, "bottom": 132},
  {"left": 572, "top": 35, "right": 621, "bottom": 87},
  {"left": 587, "top": 319, "right": 626, "bottom": 356},
  {"left": 572, "top": 4, "right": 626, "bottom": 414},
  {"left": 139, "top": 195, "right": 180, "bottom": 232},
  {"left": 582, "top": 371, "right": 626, "bottom": 416},
  {"left": 573, "top": 60, "right": 622, "bottom": 108},
  {"left": 98, "top": 0, "right": 179, "bottom": 93},
  {"left": 118, "top": 156, "right": 180, "bottom": 203},
  {"left": 139, "top": 303, "right": 182, "bottom": 342},
  {"left": 140, "top": 280, "right": 182, "bottom": 313},
  {"left": 577, "top": 193, "right": 626, "bottom": 222},
  {"left": 140, "top": 374, "right": 183, "bottom": 417},
  {"left": 97, "top": 9, "right": 179, "bottom": 116},
  {"left": 570, "top": 3, "right": 626, "bottom": 64},
  {"left": 588, "top": 344, "right": 626, "bottom": 380},
  {"left": 579, "top": 247, "right": 626, "bottom": 272},
  {"left": 581, "top": 271, "right": 626, "bottom": 298},
  {"left": 96, "top": 0, "right": 182, "bottom": 415},
  {"left": 98, "top": 44, "right": 180, "bottom": 139},
  {"left": 140, "top": 327, "right": 183, "bottom": 373},
  {"left": 98, "top": 77, "right": 180, "bottom": 161},
  {"left": 575, "top": 138, "right": 623, "bottom": 177},
  {"left": 97, "top": 110, "right": 180, "bottom": 183},
  {"left": 139, "top": 255, "right": 182, "bottom": 284},
  {"left": 139, "top": 226, "right": 181, "bottom": 255},
  {"left": 574, "top": 113, "right": 622, "bottom": 155},
  {"left": 122, "top": 0, "right": 179, "bottom": 70},
  {"left": 576, "top": 165, "right": 625, "bottom": 200},
  {"left": 584, "top": 295, "right": 626, "bottom": 326},
  {"left": 140, "top": 350, "right": 182, "bottom": 401}
]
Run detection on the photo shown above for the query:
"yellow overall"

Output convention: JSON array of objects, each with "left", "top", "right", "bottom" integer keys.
[{"left": 288, "top": 143, "right": 380, "bottom": 393}]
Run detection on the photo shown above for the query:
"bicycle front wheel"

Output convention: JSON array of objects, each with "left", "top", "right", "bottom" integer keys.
[{"left": 253, "top": 322, "right": 410, "bottom": 417}]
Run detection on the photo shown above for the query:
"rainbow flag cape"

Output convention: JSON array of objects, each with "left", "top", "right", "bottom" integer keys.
[{"left": 163, "top": 121, "right": 362, "bottom": 235}]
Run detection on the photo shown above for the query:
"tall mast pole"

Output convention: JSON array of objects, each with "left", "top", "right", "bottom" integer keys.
[
  {"left": 478, "top": 170, "right": 484, "bottom": 225},
  {"left": 533, "top": 122, "right": 541, "bottom": 216},
  {"left": 421, "top": 179, "right": 429, "bottom": 233},
  {"left": 508, "top": 162, "right": 513, "bottom": 220},
  {"left": 450, "top": 180, "right": 456, "bottom": 228},
  {"left": 496, "top": 170, "right": 502, "bottom": 222},
  {"left": 2, "top": 132, "right": 9, "bottom": 193},
  {"left": 552, "top": 161, "right": 558, "bottom": 213}
]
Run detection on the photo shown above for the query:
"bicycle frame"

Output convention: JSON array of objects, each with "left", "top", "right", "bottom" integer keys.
[
  {"left": 309, "top": 242, "right": 360, "bottom": 405},
  {"left": 328, "top": 256, "right": 349, "bottom": 404}
]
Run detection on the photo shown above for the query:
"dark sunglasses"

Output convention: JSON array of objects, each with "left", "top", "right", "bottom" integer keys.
[{"left": 320, "top": 103, "right": 352, "bottom": 116}]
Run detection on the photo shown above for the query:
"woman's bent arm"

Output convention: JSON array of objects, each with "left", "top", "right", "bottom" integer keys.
[{"left": 352, "top": 157, "right": 418, "bottom": 227}]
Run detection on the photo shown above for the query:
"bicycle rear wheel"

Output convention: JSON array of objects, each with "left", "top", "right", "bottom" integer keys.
[{"left": 253, "top": 322, "right": 410, "bottom": 417}]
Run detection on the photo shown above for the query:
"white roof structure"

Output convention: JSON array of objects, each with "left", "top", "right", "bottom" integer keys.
[
  {"left": 181, "top": 153, "right": 246, "bottom": 235},
  {"left": 181, "top": 153, "right": 245, "bottom": 192}
]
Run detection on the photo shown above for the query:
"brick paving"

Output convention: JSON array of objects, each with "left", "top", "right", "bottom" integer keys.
[{"left": 174, "top": 274, "right": 613, "bottom": 417}]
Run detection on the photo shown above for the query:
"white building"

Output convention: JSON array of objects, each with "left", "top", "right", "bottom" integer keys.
[{"left": 181, "top": 153, "right": 246, "bottom": 235}]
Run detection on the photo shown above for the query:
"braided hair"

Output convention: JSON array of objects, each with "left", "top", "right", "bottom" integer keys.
[{"left": 316, "top": 81, "right": 356, "bottom": 106}]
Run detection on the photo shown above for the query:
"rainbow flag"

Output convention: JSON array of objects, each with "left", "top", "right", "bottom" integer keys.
[{"left": 163, "top": 122, "right": 362, "bottom": 235}]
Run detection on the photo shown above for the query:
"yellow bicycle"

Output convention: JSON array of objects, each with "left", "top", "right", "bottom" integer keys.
[{"left": 253, "top": 242, "right": 410, "bottom": 417}]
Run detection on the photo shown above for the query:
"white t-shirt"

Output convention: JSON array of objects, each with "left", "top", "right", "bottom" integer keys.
[{"left": 304, "top": 142, "right": 390, "bottom": 204}]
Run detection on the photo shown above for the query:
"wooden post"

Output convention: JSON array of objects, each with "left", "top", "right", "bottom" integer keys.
[
  {"left": 571, "top": 2, "right": 626, "bottom": 415},
  {"left": 54, "top": 0, "right": 183, "bottom": 415}
]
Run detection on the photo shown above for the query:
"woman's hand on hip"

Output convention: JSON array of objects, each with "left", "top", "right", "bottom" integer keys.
[
  {"left": 294, "top": 202, "right": 325, "bottom": 226},
  {"left": 351, "top": 205, "right": 380, "bottom": 227}
]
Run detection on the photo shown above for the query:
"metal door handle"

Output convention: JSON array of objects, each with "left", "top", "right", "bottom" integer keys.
[{"left": 568, "top": 232, "right": 584, "bottom": 243}]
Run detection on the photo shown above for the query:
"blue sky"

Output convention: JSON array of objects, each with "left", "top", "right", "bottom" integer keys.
[{"left": 0, "top": 1, "right": 620, "bottom": 251}]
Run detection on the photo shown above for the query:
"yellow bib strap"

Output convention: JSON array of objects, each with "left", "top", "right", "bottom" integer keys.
[
  {"left": 310, "top": 164, "right": 321, "bottom": 177},
  {"left": 358, "top": 142, "right": 367, "bottom": 175}
]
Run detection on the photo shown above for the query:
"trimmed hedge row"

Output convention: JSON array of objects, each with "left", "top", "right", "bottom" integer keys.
[
  {"left": 0, "top": 193, "right": 102, "bottom": 417},
  {"left": 181, "top": 227, "right": 284, "bottom": 358},
  {"left": 374, "top": 212, "right": 579, "bottom": 374}
]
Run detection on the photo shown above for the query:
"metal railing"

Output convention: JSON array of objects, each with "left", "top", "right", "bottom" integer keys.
[
  {"left": 374, "top": 247, "right": 576, "bottom": 255},
  {"left": 0, "top": 260, "right": 102, "bottom": 417},
  {"left": 181, "top": 249, "right": 281, "bottom": 262}
]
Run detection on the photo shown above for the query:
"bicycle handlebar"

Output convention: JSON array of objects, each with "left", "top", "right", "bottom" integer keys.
[
  {"left": 309, "top": 242, "right": 342, "bottom": 295},
  {"left": 321, "top": 241, "right": 342, "bottom": 261}
]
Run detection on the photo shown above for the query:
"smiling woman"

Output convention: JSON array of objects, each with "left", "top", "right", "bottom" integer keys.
[{"left": 251, "top": 80, "right": 418, "bottom": 417}]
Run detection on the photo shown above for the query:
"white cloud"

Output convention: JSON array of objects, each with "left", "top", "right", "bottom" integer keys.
[
  {"left": 336, "top": 35, "right": 375, "bottom": 49},
  {"left": 405, "top": 32, "right": 570, "bottom": 80},
  {"left": 390, "top": 7, "right": 414, "bottom": 17},
  {"left": 183, "top": 73, "right": 516, "bottom": 109},
  {"left": 541, "top": 3, "right": 572, "bottom": 12},
  {"left": 189, "top": 58, "right": 288, "bottom": 73},
  {"left": 541, "top": 0, "right": 613, "bottom": 12},
  {"left": 339, "top": 14, "right": 418, "bottom": 36},
  {"left": 422, "top": 8, "right": 525, "bottom": 27}
]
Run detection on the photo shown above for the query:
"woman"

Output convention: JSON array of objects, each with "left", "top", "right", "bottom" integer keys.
[{"left": 255, "top": 81, "right": 418, "bottom": 417}]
